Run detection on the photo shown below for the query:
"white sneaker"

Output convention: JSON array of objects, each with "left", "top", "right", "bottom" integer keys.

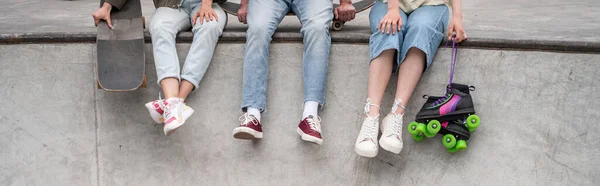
[
  {"left": 379, "top": 114, "right": 404, "bottom": 154},
  {"left": 163, "top": 98, "right": 195, "bottom": 136},
  {"left": 355, "top": 116, "right": 380, "bottom": 157},
  {"left": 144, "top": 99, "right": 165, "bottom": 123}
]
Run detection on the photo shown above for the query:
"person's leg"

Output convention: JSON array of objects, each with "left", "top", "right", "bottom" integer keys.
[
  {"left": 291, "top": 0, "right": 333, "bottom": 119},
  {"left": 178, "top": 3, "right": 227, "bottom": 100},
  {"left": 378, "top": 5, "right": 449, "bottom": 153},
  {"left": 393, "top": 5, "right": 449, "bottom": 115},
  {"left": 148, "top": 7, "right": 193, "bottom": 135},
  {"left": 234, "top": 0, "right": 289, "bottom": 140},
  {"left": 240, "top": 0, "right": 289, "bottom": 118},
  {"left": 145, "top": 7, "right": 190, "bottom": 121},
  {"left": 355, "top": 1, "right": 408, "bottom": 157},
  {"left": 290, "top": 0, "right": 333, "bottom": 145},
  {"left": 150, "top": 7, "right": 192, "bottom": 99}
]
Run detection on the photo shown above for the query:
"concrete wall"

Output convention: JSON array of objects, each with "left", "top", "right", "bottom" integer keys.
[{"left": 0, "top": 43, "right": 599, "bottom": 185}]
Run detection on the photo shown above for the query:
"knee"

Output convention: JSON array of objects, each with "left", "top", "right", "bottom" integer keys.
[
  {"left": 149, "top": 19, "right": 173, "bottom": 36},
  {"left": 192, "top": 20, "right": 223, "bottom": 36},
  {"left": 301, "top": 19, "right": 329, "bottom": 38},
  {"left": 246, "top": 24, "right": 272, "bottom": 40}
]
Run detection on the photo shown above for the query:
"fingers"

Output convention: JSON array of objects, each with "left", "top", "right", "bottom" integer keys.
[
  {"left": 192, "top": 13, "right": 198, "bottom": 25},
  {"left": 106, "top": 16, "right": 113, "bottom": 29},
  {"left": 242, "top": 14, "right": 247, "bottom": 24},
  {"left": 391, "top": 20, "right": 397, "bottom": 35},
  {"left": 447, "top": 24, "right": 455, "bottom": 41},
  {"left": 93, "top": 15, "right": 100, "bottom": 26},
  {"left": 378, "top": 19, "right": 384, "bottom": 32},
  {"left": 385, "top": 20, "right": 391, "bottom": 34},
  {"left": 334, "top": 8, "right": 339, "bottom": 20},
  {"left": 212, "top": 11, "right": 218, "bottom": 22}
]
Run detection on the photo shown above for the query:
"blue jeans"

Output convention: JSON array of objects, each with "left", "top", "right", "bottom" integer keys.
[
  {"left": 369, "top": 1, "right": 448, "bottom": 73},
  {"left": 241, "top": 0, "right": 333, "bottom": 111},
  {"left": 150, "top": 0, "right": 226, "bottom": 89}
]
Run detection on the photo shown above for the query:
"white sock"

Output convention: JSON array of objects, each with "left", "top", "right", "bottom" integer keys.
[
  {"left": 302, "top": 101, "right": 319, "bottom": 119},
  {"left": 247, "top": 107, "right": 261, "bottom": 122}
]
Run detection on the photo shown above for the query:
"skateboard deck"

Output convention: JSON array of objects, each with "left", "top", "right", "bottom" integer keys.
[
  {"left": 217, "top": 0, "right": 375, "bottom": 31},
  {"left": 96, "top": 0, "right": 146, "bottom": 91}
]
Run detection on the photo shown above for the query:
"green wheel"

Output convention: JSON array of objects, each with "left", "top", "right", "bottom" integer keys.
[
  {"left": 408, "top": 121, "right": 420, "bottom": 135},
  {"left": 466, "top": 115, "right": 480, "bottom": 132},
  {"left": 447, "top": 147, "right": 459, "bottom": 153},
  {"left": 442, "top": 134, "right": 457, "bottom": 149},
  {"left": 426, "top": 120, "right": 441, "bottom": 136},
  {"left": 456, "top": 140, "right": 467, "bottom": 150},
  {"left": 412, "top": 133, "right": 425, "bottom": 141},
  {"left": 415, "top": 123, "right": 427, "bottom": 134}
]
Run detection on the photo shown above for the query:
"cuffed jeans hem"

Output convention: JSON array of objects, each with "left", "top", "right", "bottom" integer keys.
[
  {"left": 241, "top": 103, "right": 266, "bottom": 113},
  {"left": 304, "top": 98, "right": 326, "bottom": 109},
  {"left": 156, "top": 74, "right": 180, "bottom": 86}
]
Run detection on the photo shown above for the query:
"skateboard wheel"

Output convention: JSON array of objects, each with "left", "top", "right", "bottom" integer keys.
[
  {"left": 455, "top": 140, "right": 467, "bottom": 150},
  {"left": 466, "top": 114, "right": 480, "bottom": 132},
  {"left": 412, "top": 133, "right": 425, "bottom": 141},
  {"left": 442, "top": 134, "right": 456, "bottom": 149},
  {"left": 426, "top": 120, "right": 441, "bottom": 136},
  {"left": 407, "top": 121, "right": 420, "bottom": 135},
  {"left": 332, "top": 21, "right": 344, "bottom": 31}
]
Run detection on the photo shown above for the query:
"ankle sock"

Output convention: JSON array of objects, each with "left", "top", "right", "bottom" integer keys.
[
  {"left": 302, "top": 101, "right": 319, "bottom": 119},
  {"left": 247, "top": 107, "right": 261, "bottom": 122}
]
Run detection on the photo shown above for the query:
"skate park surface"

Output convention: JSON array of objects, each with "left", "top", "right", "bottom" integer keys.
[{"left": 1, "top": 0, "right": 599, "bottom": 185}]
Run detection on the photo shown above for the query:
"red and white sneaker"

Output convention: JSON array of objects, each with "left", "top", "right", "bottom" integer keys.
[
  {"left": 297, "top": 115, "right": 323, "bottom": 145},
  {"left": 232, "top": 113, "right": 263, "bottom": 139},
  {"left": 163, "top": 98, "right": 195, "bottom": 136},
  {"left": 145, "top": 99, "right": 165, "bottom": 123}
]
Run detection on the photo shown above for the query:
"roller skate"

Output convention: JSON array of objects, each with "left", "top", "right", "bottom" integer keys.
[{"left": 407, "top": 36, "right": 481, "bottom": 152}]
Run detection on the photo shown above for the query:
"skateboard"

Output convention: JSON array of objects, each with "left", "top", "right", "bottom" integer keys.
[
  {"left": 96, "top": 0, "right": 146, "bottom": 91},
  {"left": 216, "top": 0, "right": 375, "bottom": 31}
]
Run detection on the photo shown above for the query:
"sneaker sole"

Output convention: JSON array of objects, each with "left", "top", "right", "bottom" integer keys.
[
  {"left": 296, "top": 128, "right": 323, "bottom": 145},
  {"left": 163, "top": 107, "right": 195, "bottom": 136},
  {"left": 379, "top": 137, "right": 402, "bottom": 154},
  {"left": 233, "top": 127, "right": 263, "bottom": 139},
  {"left": 355, "top": 144, "right": 378, "bottom": 158},
  {"left": 144, "top": 102, "right": 164, "bottom": 124}
]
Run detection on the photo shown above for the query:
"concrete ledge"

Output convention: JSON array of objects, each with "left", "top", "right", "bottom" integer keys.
[{"left": 2, "top": 31, "right": 600, "bottom": 53}]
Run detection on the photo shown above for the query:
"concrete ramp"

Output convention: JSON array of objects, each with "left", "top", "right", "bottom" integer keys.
[{"left": 1, "top": 43, "right": 598, "bottom": 185}]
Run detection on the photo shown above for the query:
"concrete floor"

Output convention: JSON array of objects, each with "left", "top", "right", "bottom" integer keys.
[{"left": 0, "top": 43, "right": 598, "bottom": 185}]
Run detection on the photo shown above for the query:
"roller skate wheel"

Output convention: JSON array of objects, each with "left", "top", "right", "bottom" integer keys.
[
  {"left": 466, "top": 115, "right": 480, "bottom": 132},
  {"left": 426, "top": 120, "right": 441, "bottom": 136},
  {"left": 412, "top": 133, "right": 425, "bottom": 141},
  {"left": 442, "top": 134, "right": 457, "bottom": 149},
  {"left": 407, "top": 121, "right": 420, "bottom": 135},
  {"left": 456, "top": 140, "right": 467, "bottom": 150}
]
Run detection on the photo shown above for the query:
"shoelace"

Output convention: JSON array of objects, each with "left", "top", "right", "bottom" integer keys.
[
  {"left": 362, "top": 98, "right": 380, "bottom": 140},
  {"left": 307, "top": 116, "right": 322, "bottom": 131},
  {"left": 239, "top": 113, "right": 258, "bottom": 126},
  {"left": 389, "top": 99, "right": 405, "bottom": 137},
  {"left": 431, "top": 86, "right": 453, "bottom": 107},
  {"left": 163, "top": 99, "right": 181, "bottom": 119},
  {"left": 432, "top": 37, "right": 459, "bottom": 107}
]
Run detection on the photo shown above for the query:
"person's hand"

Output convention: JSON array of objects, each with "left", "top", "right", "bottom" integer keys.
[
  {"left": 92, "top": 2, "right": 113, "bottom": 29},
  {"left": 237, "top": 4, "right": 248, "bottom": 24},
  {"left": 334, "top": 2, "right": 356, "bottom": 22},
  {"left": 378, "top": 9, "right": 402, "bottom": 35},
  {"left": 447, "top": 16, "right": 467, "bottom": 42},
  {"left": 192, "top": 5, "right": 219, "bottom": 25}
]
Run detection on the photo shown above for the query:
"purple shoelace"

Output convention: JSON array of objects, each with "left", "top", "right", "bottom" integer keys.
[{"left": 431, "top": 37, "right": 458, "bottom": 106}]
